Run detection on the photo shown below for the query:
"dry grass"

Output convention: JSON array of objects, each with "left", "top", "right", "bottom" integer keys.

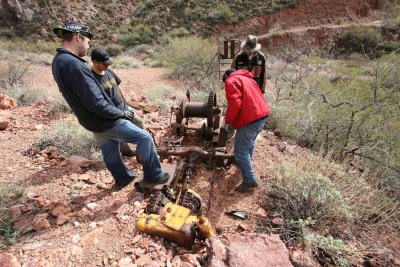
[
  {"left": 264, "top": 151, "right": 400, "bottom": 266},
  {"left": 38, "top": 118, "right": 98, "bottom": 159},
  {"left": 142, "top": 84, "right": 175, "bottom": 112}
]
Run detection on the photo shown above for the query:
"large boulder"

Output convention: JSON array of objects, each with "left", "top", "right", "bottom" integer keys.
[{"left": 207, "top": 233, "right": 293, "bottom": 267}]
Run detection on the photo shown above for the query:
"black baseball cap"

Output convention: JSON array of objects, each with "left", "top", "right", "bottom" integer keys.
[
  {"left": 222, "top": 68, "right": 236, "bottom": 82},
  {"left": 91, "top": 48, "right": 113, "bottom": 66},
  {"left": 53, "top": 22, "right": 93, "bottom": 40}
]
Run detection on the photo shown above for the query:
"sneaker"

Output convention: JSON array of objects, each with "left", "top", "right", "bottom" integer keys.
[
  {"left": 121, "top": 150, "right": 136, "bottom": 157},
  {"left": 234, "top": 181, "right": 258, "bottom": 193}
]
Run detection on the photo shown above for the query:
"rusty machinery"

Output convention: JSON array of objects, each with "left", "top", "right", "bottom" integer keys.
[
  {"left": 171, "top": 91, "right": 229, "bottom": 148},
  {"left": 135, "top": 91, "right": 234, "bottom": 247}
]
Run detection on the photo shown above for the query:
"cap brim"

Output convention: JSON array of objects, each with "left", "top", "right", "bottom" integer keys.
[
  {"left": 103, "top": 59, "right": 113, "bottom": 66},
  {"left": 53, "top": 27, "right": 76, "bottom": 38}
]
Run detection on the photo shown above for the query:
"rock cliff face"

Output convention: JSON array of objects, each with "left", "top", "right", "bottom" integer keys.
[
  {"left": 1, "top": 0, "right": 35, "bottom": 25},
  {"left": 0, "top": 0, "right": 384, "bottom": 41},
  {"left": 213, "top": 0, "right": 383, "bottom": 37}
]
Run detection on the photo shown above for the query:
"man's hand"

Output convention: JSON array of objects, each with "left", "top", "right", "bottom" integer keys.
[
  {"left": 224, "top": 123, "right": 234, "bottom": 133},
  {"left": 122, "top": 109, "right": 135, "bottom": 121},
  {"left": 224, "top": 123, "right": 235, "bottom": 138}
]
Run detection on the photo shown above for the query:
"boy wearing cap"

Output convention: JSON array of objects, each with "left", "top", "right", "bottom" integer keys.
[
  {"left": 222, "top": 68, "right": 270, "bottom": 193},
  {"left": 231, "top": 35, "right": 267, "bottom": 93},
  {"left": 91, "top": 48, "right": 144, "bottom": 157},
  {"left": 52, "top": 22, "right": 169, "bottom": 188}
]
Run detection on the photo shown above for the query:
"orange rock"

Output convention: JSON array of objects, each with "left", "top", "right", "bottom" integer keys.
[
  {"left": 0, "top": 94, "right": 17, "bottom": 110},
  {"left": 32, "top": 214, "right": 50, "bottom": 231},
  {"left": 0, "top": 252, "right": 21, "bottom": 267},
  {"left": 56, "top": 214, "right": 70, "bottom": 225},
  {"left": 49, "top": 203, "right": 71, "bottom": 217},
  {"left": 80, "top": 227, "right": 104, "bottom": 246}
]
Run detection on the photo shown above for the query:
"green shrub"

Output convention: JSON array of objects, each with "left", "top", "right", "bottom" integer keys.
[
  {"left": 305, "top": 233, "right": 356, "bottom": 267},
  {"left": 47, "top": 93, "right": 72, "bottom": 114},
  {"left": 0, "top": 63, "right": 28, "bottom": 89},
  {"left": 133, "top": 44, "right": 153, "bottom": 53},
  {"left": 12, "top": 85, "right": 49, "bottom": 106},
  {"left": 267, "top": 54, "right": 400, "bottom": 198},
  {"left": 121, "top": 24, "right": 154, "bottom": 46},
  {"left": 0, "top": 182, "right": 24, "bottom": 246},
  {"left": 288, "top": 0, "right": 299, "bottom": 8},
  {"left": 169, "top": 27, "right": 190, "bottom": 38},
  {"left": 143, "top": 84, "right": 173, "bottom": 112},
  {"left": 217, "top": 3, "right": 237, "bottom": 24},
  {"left": 149, "top": 61, "right": 163, "bottom": 68},
  {"left": 106, "top": 44, "right": 124, "bottom": 56},
  {"left": 267, "top": 163, "right": 353, "bottom": 233},
  {"left": 0, "top": 28, "right": 15, "bottom": 38},
  {"left": 4, "top": 38, "right": 58, "bottom": 54},
  {"left": 0, "top": 80, "right": 49, "bottom": 106},
  {"left": 158, "top": 37, "right": 218, "bottom": 81},
  {"left": 337, "top": 27, "right": 382, "bottom": 57},
  {"left": 190, "top": 91, "right": 209, "bottom": 102},
  {"left": 112, "top": 55, "right": 139, "bottom": 68},
  {"left": 184, "top": 7, "right": 202, "bottom": 20},
  {"left": 38, "top": 119, "right": 97, "bottom": 159}
]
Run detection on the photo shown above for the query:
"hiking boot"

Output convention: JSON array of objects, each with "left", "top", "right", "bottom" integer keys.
[
  {"left": 121, "top": 150, "right": 136, "bottom": 157},
  {"left": 113, "top": 175, "right": 136, "bottom": 191},
  {"left": 149, "top": 173, "right": 170, "bottom": 185},
  {"left": 234, "top": 181, "right": 258, "bottom": 193}
]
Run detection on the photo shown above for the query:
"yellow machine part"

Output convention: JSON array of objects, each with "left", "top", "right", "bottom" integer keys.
[
  {"left": 197, "top": 214, "right": 215, "bottom": 238},
  {"left": 136, "top": 202, "right": 198, "bottom": 247}
]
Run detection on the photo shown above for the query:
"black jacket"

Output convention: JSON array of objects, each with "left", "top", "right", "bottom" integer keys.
[
  {"left": 232, "top": 51, "right": 266, "bottom": 93},
  {"left": 52, "top": 48, "right": 124, "bottom": 133}
]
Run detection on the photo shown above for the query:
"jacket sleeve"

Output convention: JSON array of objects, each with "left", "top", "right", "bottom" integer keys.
[
  {"left": 225, "top": 79, "right": 242, "bottom": 125},
  {"left": 69, "top": 65, "right": 124, "bottom": 119}
]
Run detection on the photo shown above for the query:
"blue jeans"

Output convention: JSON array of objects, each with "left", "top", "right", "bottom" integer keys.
[
  {"left": 119, "top": 106, "right": 144, "bottom": 154},
  {"left": 94, "top": 119, "right": 163, "bottom": 184},
  {"left": 234, "top": 117, "right": 266, "bottom": 183}
]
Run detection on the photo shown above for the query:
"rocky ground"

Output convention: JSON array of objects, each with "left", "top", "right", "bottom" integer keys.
[{"left": 0, "top": 62, "right": 306, "bottom": 267}]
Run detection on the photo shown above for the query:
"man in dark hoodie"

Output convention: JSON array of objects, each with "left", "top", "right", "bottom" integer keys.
[{"left": 51, "top": 22, "right": 168, "bottom": 188}]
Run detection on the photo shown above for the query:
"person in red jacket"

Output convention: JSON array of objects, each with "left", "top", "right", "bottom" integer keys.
[{"left": 223, "top": 68, "right": 270, "bottom": 192}]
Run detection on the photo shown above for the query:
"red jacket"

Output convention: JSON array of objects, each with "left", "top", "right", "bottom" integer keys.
[{"left": 225, "top": 70, "right": 270, "bottom": 129}]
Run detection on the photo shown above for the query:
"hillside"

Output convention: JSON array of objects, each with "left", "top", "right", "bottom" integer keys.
[{"left": 0, "top": 0, "right": 388, "bottom": 46}]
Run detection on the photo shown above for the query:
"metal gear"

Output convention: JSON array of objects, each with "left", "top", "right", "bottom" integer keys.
[{"left": 207, "top": 91, "right": 217, "bottom": 128}]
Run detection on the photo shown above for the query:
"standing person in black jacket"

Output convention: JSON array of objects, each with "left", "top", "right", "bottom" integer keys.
[
  {"left": 51, "top": 22, "right": 169, "bottom": 188},
  {"left": 90, "top": 48, "right": 143, "bottom": 157},
  {"left": 232, "top": 35, "right": 267, "bottom": 93}
]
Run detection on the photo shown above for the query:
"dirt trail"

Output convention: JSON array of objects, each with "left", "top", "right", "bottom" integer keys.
[{"left": 257, "top": 20, "right": 383, "bottom": 41}]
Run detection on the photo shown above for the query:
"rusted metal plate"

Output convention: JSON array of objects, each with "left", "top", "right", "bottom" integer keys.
[
  {"left": 135, "top": 163, "right": 177, "bottom": 191},
  {"left": 130, "top": 102, "right": 159, "bottom": 113}
]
